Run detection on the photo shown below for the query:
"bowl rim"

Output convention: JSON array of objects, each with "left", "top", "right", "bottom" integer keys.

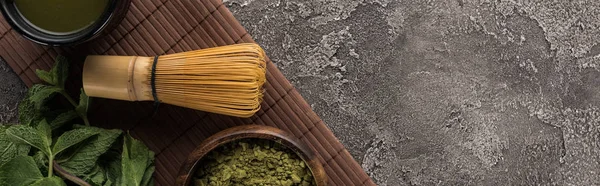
[
  {"left": 176, "top": 125, "right": 327, "bottom": 186},
  {"left": 0, "top": 0, "right": 126, "bottom": 46}
]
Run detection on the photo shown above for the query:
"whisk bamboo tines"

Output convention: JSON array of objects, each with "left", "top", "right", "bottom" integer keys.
[{"left": 82, "top": 43, "right": 266, "bottom": 118}]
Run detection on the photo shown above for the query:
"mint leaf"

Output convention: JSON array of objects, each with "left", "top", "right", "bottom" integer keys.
[
  {"left": 50, "top": 110, "right": 78, "bottom": 130},
  {"left": 30, "top": 176, "right": 66, "bottom": 186},
  {"left": 82, "top": 165, "right": 106, "bottom": 186},
  {"left": 120, "top": 134, "right": 155, "bottom": 186},
  {"left": 0, "top": 127, "right": 30, "bottom": 167},
  {"left": 35, "top": 69, "right": 57, "bottom": 86},
  {"left": 0, "top": 155, "right": 43, "bottom": 185},
  {"left": 52, "top": 128, "right": 99, "bottom": 156},
  {"left": 18, "top": 98, "right": 37, "bottom": 126},
  {"left": 105, "top": 153, "right": 121, "bottom": 186},
  {"left": 28, "top": 84, "right": 62, "bottom": 110},
  {"left": 52, "top": 55, "right": 69, "bottom": 89},
  {"left": 18, "top": 93, "right": 45, "bottom": 126},
  {"left": 35, "top": 55, "right": 69, "bottom": 87},
  {"left": 140, "top": 164, "right": 154, "bottom": 186},
  {"left": 33, "top": 151, "right": 48, "bottom": 176},
  {"left": 59, "top": 126, "right": 122, "bottom": 176},
  {"left": 36, "top": 120, "right": 52, "bottom": 148},
  {"left": 76, "top": 89, "right": 90, "bottom": 119},
  {"left": 6, "top": 124, "right": 49, "bottom": 156}
]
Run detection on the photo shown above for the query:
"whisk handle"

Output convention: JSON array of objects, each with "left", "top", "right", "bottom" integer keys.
[{"left": 83, "top": 55, "right": 153, "bottom": 102}]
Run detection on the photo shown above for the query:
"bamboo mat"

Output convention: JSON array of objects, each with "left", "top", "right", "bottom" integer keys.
[{"left": 0, "top": 0, "right": 375, "bottom": 185}]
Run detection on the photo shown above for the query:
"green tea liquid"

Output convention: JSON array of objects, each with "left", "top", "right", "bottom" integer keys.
[{"left": 15, "top": 0, "right": 109, "bottom": 34}]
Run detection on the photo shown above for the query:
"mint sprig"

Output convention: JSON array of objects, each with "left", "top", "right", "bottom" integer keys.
[
  {"left": 34, "top": 57, "right": 90, "bottom": 126},
  {"left": 0, "top": 56, "right": 155, "bottom": 186}
]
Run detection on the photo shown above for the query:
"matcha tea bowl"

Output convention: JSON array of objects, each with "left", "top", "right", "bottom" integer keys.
[
  {"left": 0, "top": 0, "right": 130, "bottom": 46},
  {"left": 177, "top": 125, "right": 327, "bottom": 186}
]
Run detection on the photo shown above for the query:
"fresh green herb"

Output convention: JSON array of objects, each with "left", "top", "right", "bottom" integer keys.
[
  {"left": 35, "top": 55, "right": 69, "bottom": 88},
  {"left": 30, "top": 176, "right": 67, "bottom": 186},
  {"left": 57, "top": 126, "right": 122, "bottom": 176},
  {"left": 0, "top": 155, "right": 45, "bottom": 185},
  {"left": 6, "top": 123, "right": 51, "bottom": 157},
  {"left": 0, "top": 56, "right": 155, "bottom": 186},
  {"left": 119, "top": 135, "right": 155, "bottom": 186},
  {"left": 33, "top": 56, "right": 90, "bottom": 126},
  {"left": 194, "top": 139, "right": 315, "bottom": 186},
  {"left": 0, "top": 126, "right": 31, "bottom": 166},
  {"left": 49, "top": 110, "right": 79, "bottom": 130},
  {"left": 27, "top": 85, "right": 62, "bottom": 110},
  {"left": 19, "top": 86, "right": 48, "bottom": 126}
]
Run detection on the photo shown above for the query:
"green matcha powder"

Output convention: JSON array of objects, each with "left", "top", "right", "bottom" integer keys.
[{"left": 194, "top": 139, "right": 315, "bottom": 186}]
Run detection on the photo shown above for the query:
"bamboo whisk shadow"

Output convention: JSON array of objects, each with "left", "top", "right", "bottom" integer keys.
[{"left": 82, "top": 43, "right": 266, "bottom": 118}]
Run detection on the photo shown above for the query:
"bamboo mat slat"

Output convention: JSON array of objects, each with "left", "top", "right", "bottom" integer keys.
[{"left": 0, "top": 0, "right": 375, "bottom": 185}]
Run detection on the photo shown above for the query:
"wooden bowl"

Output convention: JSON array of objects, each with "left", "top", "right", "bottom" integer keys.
[{"left": 176, "top": 125, "right": 327, "bottom": 186}]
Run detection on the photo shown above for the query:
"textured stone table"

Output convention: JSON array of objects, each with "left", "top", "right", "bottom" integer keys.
[{"left": 226, "top": 0, "right": 600, "bottom": 185}]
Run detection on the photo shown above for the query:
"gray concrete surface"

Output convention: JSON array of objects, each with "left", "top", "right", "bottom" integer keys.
[
  {"left": 1, "top": 0, "right": 600, "bottom": 185},
  {"left": 224, "top": 0, "right": 600, "bottom": 185},
  {"left": 0, "top": 58, "right": 26, "bottom": 124}
]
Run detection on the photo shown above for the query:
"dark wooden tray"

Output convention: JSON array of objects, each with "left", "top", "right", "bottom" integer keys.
[{"left": 0, "top": 0, "right": 374, "bottom": 185}]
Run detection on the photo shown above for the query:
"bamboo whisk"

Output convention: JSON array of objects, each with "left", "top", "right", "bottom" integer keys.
[{"left": 82, "top": 43, "right": 266, "bottom": 117}]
